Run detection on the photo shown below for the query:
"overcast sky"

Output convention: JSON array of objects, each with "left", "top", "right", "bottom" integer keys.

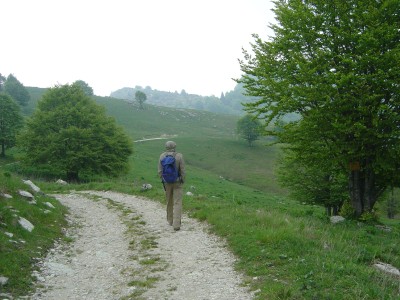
[{"left": 1, "top": 0, "right": 276, "bottom": 97}]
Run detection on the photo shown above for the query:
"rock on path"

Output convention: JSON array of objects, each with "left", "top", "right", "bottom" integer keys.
[{"left": 31, "top": 191, "right": 254, "bottom": 300}]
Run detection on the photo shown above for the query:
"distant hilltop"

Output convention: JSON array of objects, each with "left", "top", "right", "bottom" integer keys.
[{"left": 110, "top": 84, "right": 256, "bottom": 116}]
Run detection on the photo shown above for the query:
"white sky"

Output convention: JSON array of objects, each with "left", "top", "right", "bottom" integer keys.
[{"left": 1, "top": 0, "right": 276, "bottom": 97}]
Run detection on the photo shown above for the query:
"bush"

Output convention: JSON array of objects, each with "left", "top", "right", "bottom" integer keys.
[{"left": 340, "top": 200, "right": 355, "bottom": 219}]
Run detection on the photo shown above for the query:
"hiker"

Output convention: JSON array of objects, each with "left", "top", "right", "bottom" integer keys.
[{"left": 158, "top": 140, "right": 186, "bottom": 231}]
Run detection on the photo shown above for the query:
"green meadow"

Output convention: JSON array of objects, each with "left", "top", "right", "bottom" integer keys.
[{"left": 1, "top": 93, "right": 399, "bottom": 299}]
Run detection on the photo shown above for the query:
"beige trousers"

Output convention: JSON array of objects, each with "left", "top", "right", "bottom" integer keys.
[{"left": 165, "top": 182, "right": 183, "bottom": 229}]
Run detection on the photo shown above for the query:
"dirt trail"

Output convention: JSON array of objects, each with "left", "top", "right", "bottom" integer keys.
[{"left": 31, "top": 191, "right": 254, "bottom": 300}]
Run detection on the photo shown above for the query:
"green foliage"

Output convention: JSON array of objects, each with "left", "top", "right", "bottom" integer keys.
[
  {"left": 18, "top": 84, "right": 133, "bottom": 181},
  {"left": 359, "top": 211, "right": 379, "bottom": 224},
  {"left": 0, "top": 73, "right": 6, "bottom": 92},
  {"left": 72, "top": 80, "right": 94, "bottom": 96},
  {"left": 236, "top": 114, "right": 263, "bottom": 147},
  {"left": 222, "top": 83, "right": 260, "bottom": 113},
  {"left": 134, "top": 90, "right": 147, "bottom": 109},
  {"left": 384, "top": 188, "right": 400, "bottom": 219},
  {"left": 277, "top": 120, "right": 348, "bottom": 212},
  {"left": 0, "top": 93, "right": 24, "bottom": 157},
  {"left": 23, "top": 87, "right": 48, "bottom": 115},
  {"left": 340, "top": 200, "right": 356, "bottom": 219},
  {"left": 3, "top": 74, "right": 30, "bottom": 106},
  {"left": 239, "top": 0, "right": 400, "bottom": 216}
]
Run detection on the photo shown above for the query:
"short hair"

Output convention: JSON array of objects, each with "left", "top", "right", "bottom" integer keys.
[{"left": 165, "top": 141, "right": 176, "bottom": 150}]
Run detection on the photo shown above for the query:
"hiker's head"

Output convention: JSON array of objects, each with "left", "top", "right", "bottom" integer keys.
[{"left": 165, "top": 141, "right": 176, "bottom": 151}]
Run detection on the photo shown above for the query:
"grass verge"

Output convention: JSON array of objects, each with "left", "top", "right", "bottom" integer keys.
[{"left": 0, "top": 170, "right": 68, "bottom": 298}]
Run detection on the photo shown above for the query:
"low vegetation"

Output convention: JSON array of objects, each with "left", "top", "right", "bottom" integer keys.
[
  {"left": 1, "top": 94, "right": 399, "bottom": 299},
  {"left": 0, "top": 169, "right": 67, "bottom": 297}
]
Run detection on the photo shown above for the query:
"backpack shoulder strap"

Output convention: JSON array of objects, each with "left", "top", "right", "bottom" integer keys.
[{"left": 164, "top": 152, "right": 177, "bottom": 158}]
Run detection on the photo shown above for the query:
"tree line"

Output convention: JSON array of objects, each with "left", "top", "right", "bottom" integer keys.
[{"left": 110, "top": 83, "right": 259, "bottom": 115}]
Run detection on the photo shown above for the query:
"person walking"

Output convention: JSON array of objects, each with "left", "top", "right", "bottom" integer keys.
[{"left": 158, "top": 141, "right": 185, "bottom": 231}]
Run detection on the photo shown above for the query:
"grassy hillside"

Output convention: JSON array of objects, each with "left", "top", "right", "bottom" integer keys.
[
  {"left": 24, "top": 89, "right": 282, "bottom": 194},
  {"left": 94, "top": 96, "right": 285, "bottom": 195},
  {"left": 4, "top": 88, "right": 398, "bottom": 299}
]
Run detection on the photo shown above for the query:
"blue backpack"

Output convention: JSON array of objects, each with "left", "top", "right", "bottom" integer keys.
[{"left": 161, "top": 154, "right": 179, "bottom": 183}]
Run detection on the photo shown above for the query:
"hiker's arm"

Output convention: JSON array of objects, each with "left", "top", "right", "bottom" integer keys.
[{"left": 157, "top": 154, "right": 163, "bottom": 178}]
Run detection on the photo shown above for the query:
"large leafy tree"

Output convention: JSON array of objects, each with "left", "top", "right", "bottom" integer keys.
[
  {"left": 18, "top": 84, "right": 133, "bottom": 181},
  {"left": 0, "top": 94, "right": 24, "bottom": 157},
  {"left": 236, "top": 114, "right": 263, "bottom": 147},
  {"left": 239, "top": 0, "right": 400, "bottom": 217},
  {"left": 3, "top": 74, "right": 30, "bottom": 106}
]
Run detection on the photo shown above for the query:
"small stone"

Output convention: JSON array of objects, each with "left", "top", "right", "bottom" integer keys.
[
  {"left": 0, "top": 276, "right": 8, "bottom": 285},
  {"left": 56, "top": 179, "right": 68, "bottom": 185},
  {"left": 141, "top": 183, "right": 153, "bottom": 191},
  {"left": 18, "top": 190, "right": 35, "bottom": 200},
  {"left": 374, "top": 262, "right": 400, "bottom": 277},
  {"left": 330, "top": 216, "right": 345, "bottom": 224},
  {"left": 22, "top": 179, "right": 41, "bottom": 193},
  {"left": 18, "top": 217, "right": 35, "bottom": 232},
  {"left": 45, "top": 202, "right": 55, "bottom": 209}
]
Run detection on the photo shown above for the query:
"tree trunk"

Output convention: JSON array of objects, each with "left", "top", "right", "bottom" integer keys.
[
  {"left": 349, "top": 170, "right": 363, "bottom": 216},
  {"left": 325, "top": 206, "right": 332, "bottom": 216},
  {"left": 66, "top": 171, "right": 79, "bottom": 182},
  {"left": 364, "top": 168, "right": 377, "bottom": 211},
  {"left": 0, "top": 142, "right": 5, "bottom": 157},
  {"left": 349, "top": 164, "right": 379, "bottom": 217},
  {"left": 332, "top": 205, "right": 339, "bottom": 216},
  {"left": 387, "top": 188, "right": 396, "bottom": 219}
]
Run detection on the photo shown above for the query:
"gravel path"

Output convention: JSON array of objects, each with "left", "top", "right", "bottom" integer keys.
[{"left": 31, "top": 191, "right": 254, "bottom": 300}]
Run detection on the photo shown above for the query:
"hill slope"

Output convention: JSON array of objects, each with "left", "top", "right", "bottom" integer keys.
[
  {"left": 94, "top": 96, "right": 283, "bottom": 194},
  {"left": 10, "top": 86, "right": 399, "bottom": 300},
  {"left": 25, "top": 87, "right": 283, "bottom": 194}
]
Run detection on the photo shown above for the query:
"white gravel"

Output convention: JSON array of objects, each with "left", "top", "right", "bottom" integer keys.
[{"left": 31, "top": 191, "right": 254, "bottom": 300}]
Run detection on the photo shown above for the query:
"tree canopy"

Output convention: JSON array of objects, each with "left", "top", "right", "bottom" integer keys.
[
  {"left": 0, "top": 74, "right": 6, "bottom": 92},
  {"left": 73, "top": 80, "right": 94, "bottom": 96},
  {"left": 18, "top": 84, "right": 133, "bottom": 181},
  {"left": 236, "top": 114, "right": 263, "bottom": 147},
  {"left": 3, "top": 74, "right": 30, "bottom": 106},
  {"left": 135, "top": 90, "right": 147, "bottom": 109},
  {"left": 0, "top": 93, "right": 24, "bottom": 157},
  {"left": 239, "top": 0, "right": 400, "bottom": 217}
]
